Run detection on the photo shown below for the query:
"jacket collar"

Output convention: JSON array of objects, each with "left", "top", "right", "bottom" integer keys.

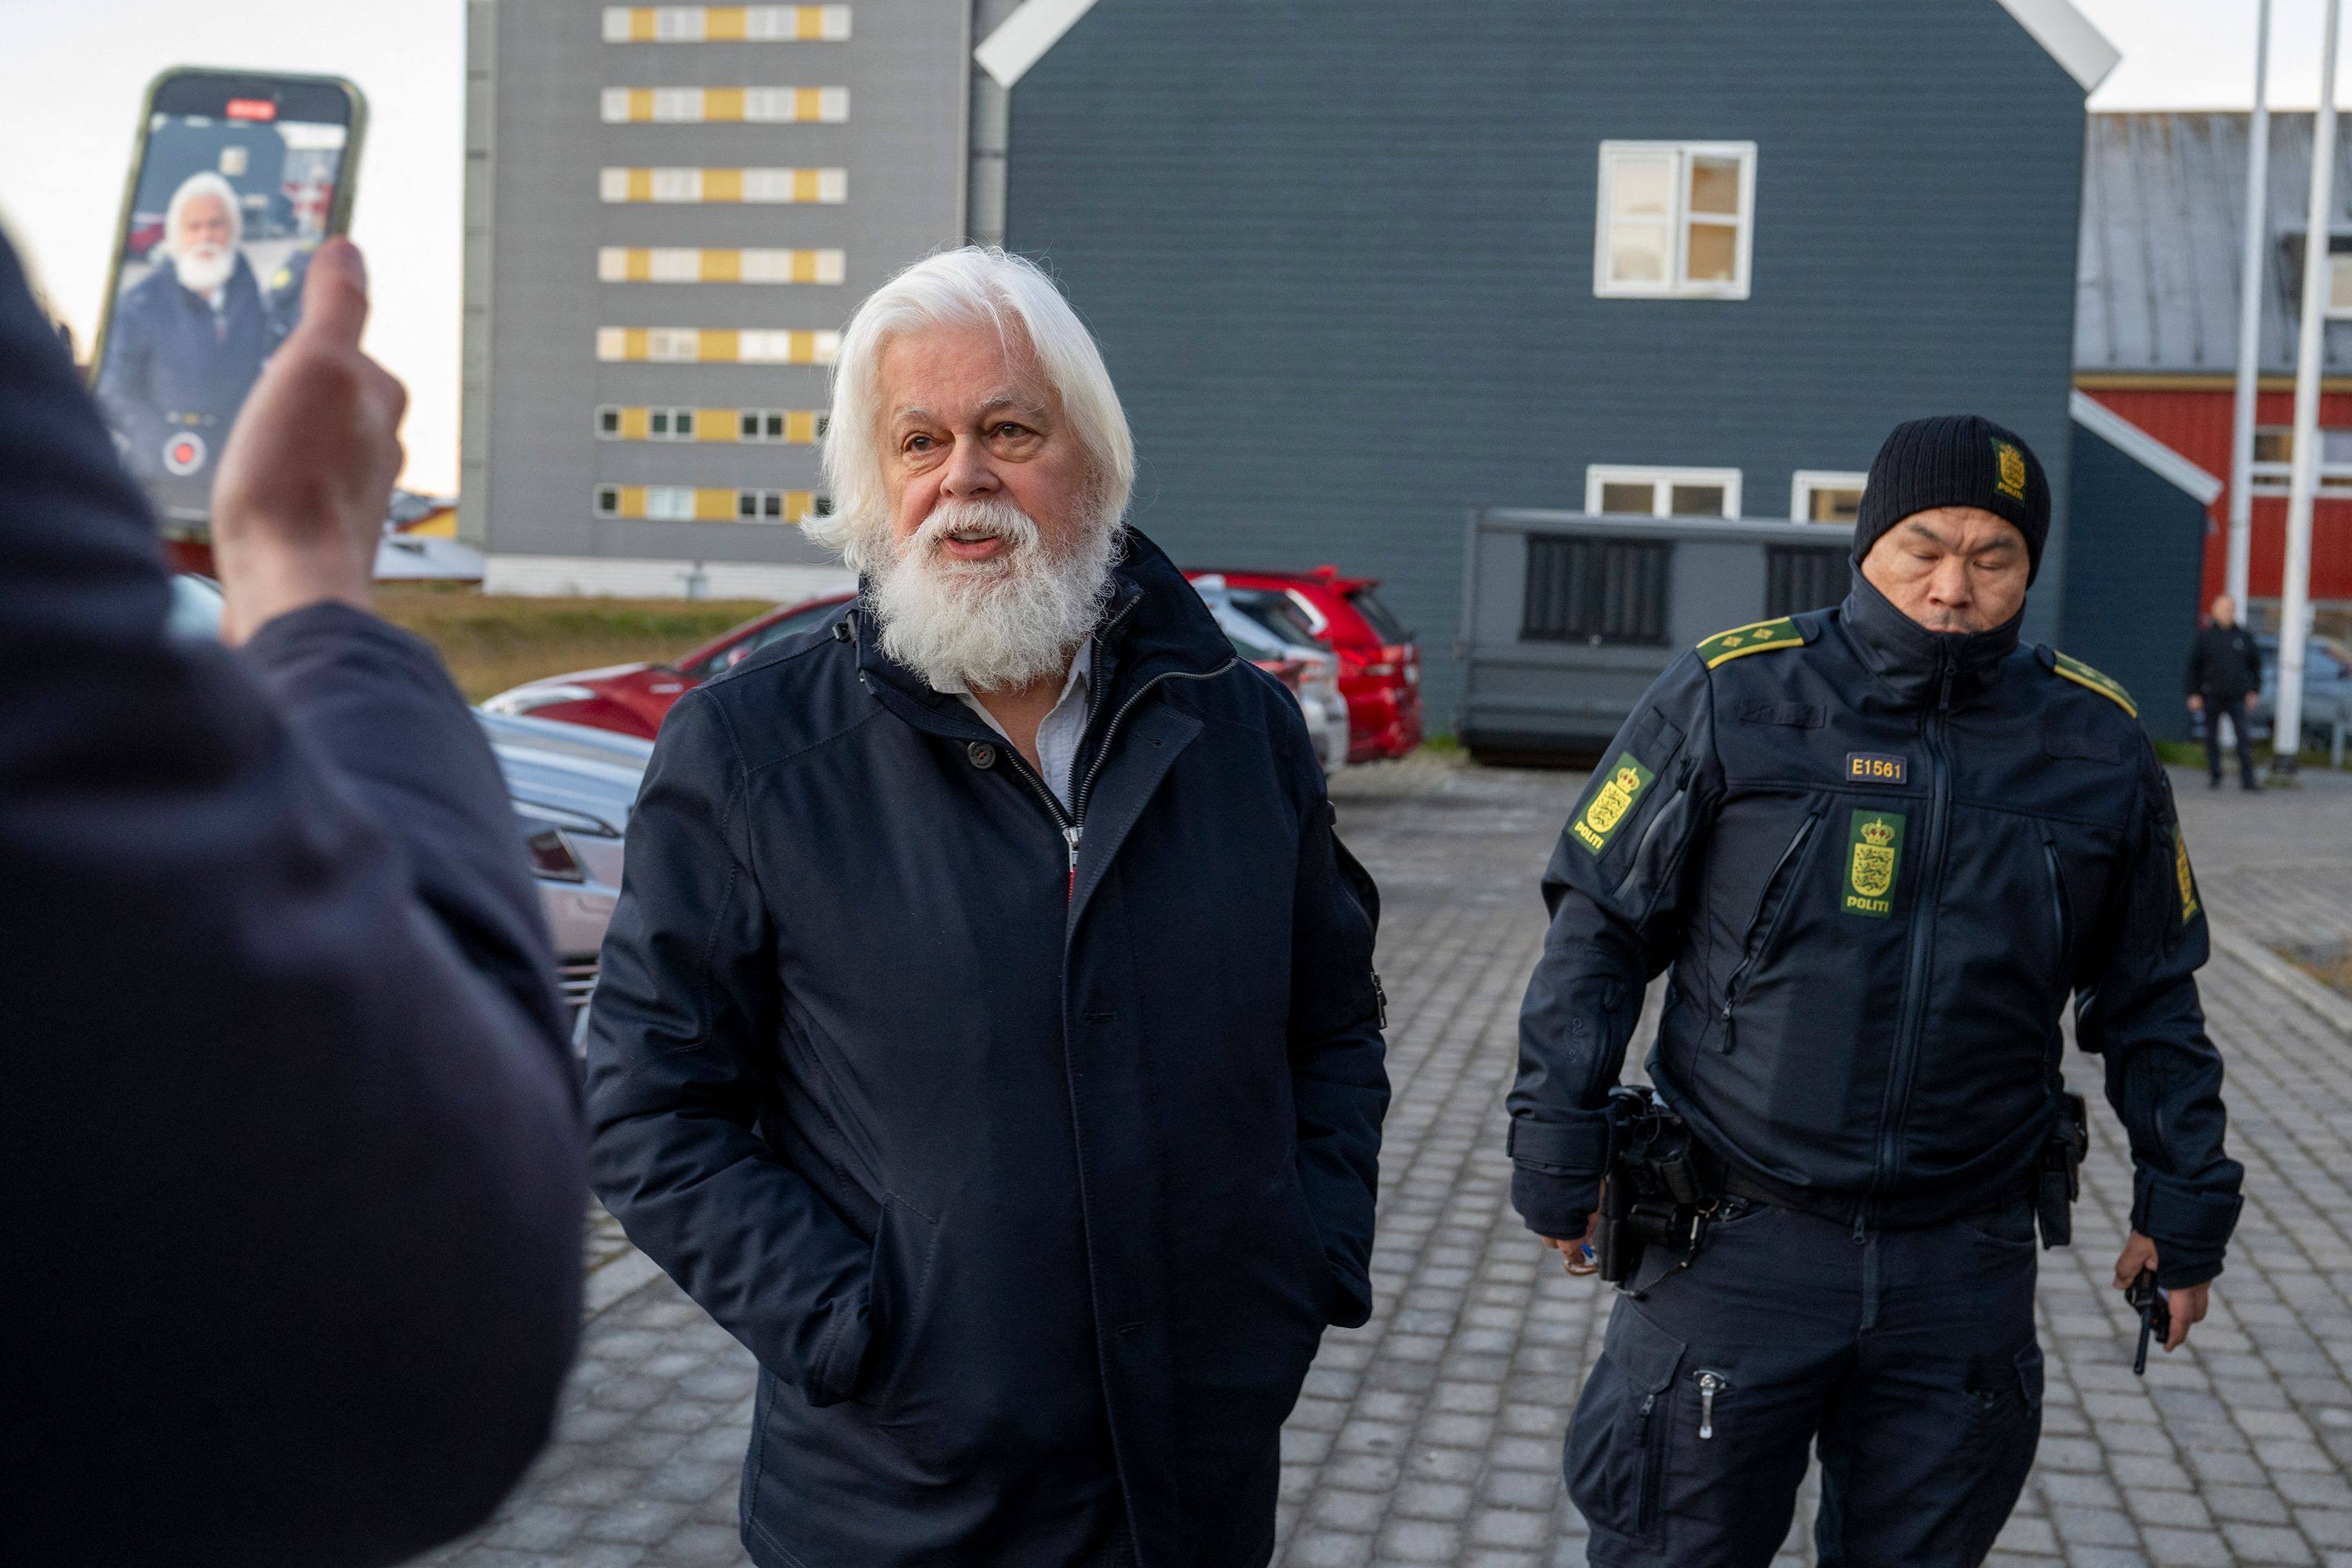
[
  {"left": 1836, "top": 571, "right": 2023, "bottom": 710},
  {"left": 851, "top": 524, "right": 1232, "bottom": 729}
]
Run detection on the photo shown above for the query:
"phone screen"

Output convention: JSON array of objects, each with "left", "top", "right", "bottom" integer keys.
[{"left": 93, "top": 72, "right": 358, "bottom": 524}]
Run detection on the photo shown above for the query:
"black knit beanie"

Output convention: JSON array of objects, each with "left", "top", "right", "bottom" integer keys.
[{"left": 1852, "top": 415, "right": 2051, "bottom": 583}]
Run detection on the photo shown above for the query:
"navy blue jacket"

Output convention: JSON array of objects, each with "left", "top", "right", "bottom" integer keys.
[
  {"left": 586, "top": 533, "right": 1388, "bottom": 1568},
  {"left": 0, "top": 234, "right": 584, "bottom": 1566},
  {"left": 95, "top": 251, "right": 277, "bottom": 483},
  {"left": 1510, "top": 577, "right": 2243, "bottom": 1287}
]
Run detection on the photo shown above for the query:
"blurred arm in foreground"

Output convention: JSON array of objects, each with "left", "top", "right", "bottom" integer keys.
[{"left": 0, "top": 233, "right": 584, "bottom": 1568}]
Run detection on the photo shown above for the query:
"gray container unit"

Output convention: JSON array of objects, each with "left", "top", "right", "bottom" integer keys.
[{"left": 1458, "top": 510, "right": 1853, "bottom": 760}]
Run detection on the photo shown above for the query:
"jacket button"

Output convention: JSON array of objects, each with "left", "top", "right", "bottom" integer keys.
[{"left": 968, "top": 742, "right": 996, "bottom": 769}]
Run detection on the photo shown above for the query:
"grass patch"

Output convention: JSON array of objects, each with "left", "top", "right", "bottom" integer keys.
[{"left": 375, "top": 585, "right": 774, "bottom": 702}]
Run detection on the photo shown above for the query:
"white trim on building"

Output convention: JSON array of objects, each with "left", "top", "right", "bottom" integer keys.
[
  {"left": 1790, "top": 470, "right": 1868, "bottom": 524},
  {"left": 1594, "top": 140, "right": 1758, "bottom": 301},
  {"left": 975, "top": 0, "right": 1102, "bottom": 89},
  {"left": 1991, "top": 0, "right": 2121, "bottom": 94},
  {"left": 1585, "top": 464, "right": 1744, "bottom": 519},
  {"left": 2067, "top": 391, "right": 2225, "bottom": 505}
]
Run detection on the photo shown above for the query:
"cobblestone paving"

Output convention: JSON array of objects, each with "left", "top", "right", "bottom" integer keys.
[{"left": 413, "top": 758, "right": 2352, "bottom": 1568}]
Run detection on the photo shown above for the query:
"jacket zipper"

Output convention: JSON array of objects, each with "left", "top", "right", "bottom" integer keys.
[
  {"left": 1715, "top": 806, "right": 1824, "bottom": 1053},
  {"left": 1871, "top": 655, "right": 1956, "bottom": 1212},
  {"left": 985, "top": 607, "right": 1234, "bottom": 902},
  {"left": 2042, "top": 837, "right": 2071, "bottom": 973}
]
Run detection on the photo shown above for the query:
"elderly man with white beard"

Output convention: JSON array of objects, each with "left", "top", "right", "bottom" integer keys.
[
  {"left": 96, "top": 170, "right": 280, "bottom": 487},
  {"left": 585, "top": 247, "right": 1390, "bottom": 1568}
]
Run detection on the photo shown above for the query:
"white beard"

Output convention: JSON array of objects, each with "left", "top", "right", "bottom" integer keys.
[
  {"left": 867, "top": 496, "right": 1117, "bottom": 695},
  {"left": 173, "top": 245, "right": 235, "bottom": 296}
]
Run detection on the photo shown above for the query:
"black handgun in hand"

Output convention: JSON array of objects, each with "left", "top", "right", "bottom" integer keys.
[{"left": 2126, "top": 1268, "right": 2170, "bottom": 1376}]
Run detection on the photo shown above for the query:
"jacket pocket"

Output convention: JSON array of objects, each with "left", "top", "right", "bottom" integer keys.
[
  {"left": 1281, "top": 1166, "right": 1341, "bottom": 1323},
  {"left": 1566, "top": 1305, "right": 1686, "bottom": 1549},
  {"left": 1714, "top": 805, "right": 1825, "bottom": 1053},
  {"left": 2042, "top": 835, "right": 2072, "bottom": 978},
  {"left": 858, "top": 1193, "right": 942, "bottom": 1411}
]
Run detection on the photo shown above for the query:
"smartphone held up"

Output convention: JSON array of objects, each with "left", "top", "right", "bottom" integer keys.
[{"left": 89, "top": 68, "right": 365, "bottom": 528}]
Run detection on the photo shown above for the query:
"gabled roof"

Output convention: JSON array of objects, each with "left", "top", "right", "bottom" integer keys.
[
  {"left": 2071, "top": 391, "right": 2226, "bottom": 504},
  {"left": 2078, "top": 111, "right": 2352, "bottom": 378},
  {"left": 1994, "top": 0, "right": 2121, "bottom": 94},
  {"left": 976, "top": 0, "right": 2118, "bottom": 94}
]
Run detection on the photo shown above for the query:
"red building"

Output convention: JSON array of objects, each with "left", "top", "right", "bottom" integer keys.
[{"left": 2076, "top": 111, "right": 2352, "bottom": 630}]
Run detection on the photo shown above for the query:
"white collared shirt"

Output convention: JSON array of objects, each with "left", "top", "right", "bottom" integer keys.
[{"left": 953, "top": 640, "right": 1093, "bottom": 811}]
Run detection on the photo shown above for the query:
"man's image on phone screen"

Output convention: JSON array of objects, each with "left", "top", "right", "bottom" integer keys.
[{"left": 94, "top": 89, "right": 350, "bottom": 521}]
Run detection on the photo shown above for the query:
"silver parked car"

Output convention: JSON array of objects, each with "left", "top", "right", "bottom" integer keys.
[
  {"left": 170, "top": 575, "right": 648, "bottom": 1040},
  {"left": 2245, "top": 633, "right": 2352, "bottom": 750},
  {"left": 1192, "top": 576, "right": 1350, "bottom": 775}
]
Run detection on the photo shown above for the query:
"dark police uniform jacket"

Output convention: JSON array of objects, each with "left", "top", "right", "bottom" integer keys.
[
  {"left": 1509, "top": 575, "right": 2243, "bottom": 1287},
  {"left": 587, "top": 529, "right": 1388, "bottom": 1568}
]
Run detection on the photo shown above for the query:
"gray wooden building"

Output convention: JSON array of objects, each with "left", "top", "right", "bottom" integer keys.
[{"left": 989, "top": 0, "right": 2122, "bottom": 728}]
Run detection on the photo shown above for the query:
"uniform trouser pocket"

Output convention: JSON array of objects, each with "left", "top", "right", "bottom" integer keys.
[{"left": 1566, "top": 1302, "right": 1686, "bottom": 1551}]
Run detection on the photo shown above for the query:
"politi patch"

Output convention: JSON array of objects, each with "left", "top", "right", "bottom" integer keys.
[
  {"left": 1571, "top": 753, "right": 1654, "bottom": 855},
  {"left": 1842, "top": 808, "right": 1907, "bottom": 918}
]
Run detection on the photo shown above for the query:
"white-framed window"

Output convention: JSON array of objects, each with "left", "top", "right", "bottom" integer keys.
[
  {"left": 1790, "top": 470, "right": 1867, "bottom": 525},
  {"left": 594, "top": 485, "right": 621, "bottom": 517},
  {"left": 2329, "top": 245, "right": 2352, "bottom": 321},
  {"left": 1586, "top": 465, "right": 1742, "bottom": 519},
  {"left": 644, "top": 406, "right": 698, "bottom": 440},
  {"left": 1595, "top": 140, "right": 1757, "bottom": 299},
  {"left": 2251, "top": 426, "right": 2352, "bottom": 494},
  {"left": 596, "top": 406, "right": 622, "bottom": 438}
]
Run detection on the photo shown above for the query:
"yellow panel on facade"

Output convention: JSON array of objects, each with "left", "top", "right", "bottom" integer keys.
[
  {"left": 624, "top": 328, "right": 651, "bottom": 360},
  {"left": 628, "top": 88, "right": 655, "bottom": 121},
  {"left": 706, "top": 6, "right": 749, "bottom": 41},
  {"left": 792, "top": 87, "right": 825, "bottom": 121},
  {"left": 630, "top": 8, "right": 659, "bottom": 40},
  {"left": 620, "top": 407, "right": 652, "bottom": 439},
  {"left": 786, "top": 410, "right": 818, "bottom": 443},
  {"left": 703, "top": 86, "right": 746, "bottom": 122},
  {"left": 699, "top": 330, "right": 740, "bottom": 362},
  {"left": 703, "top": 168, "right": 743, "bottom": 201},
  {"left": 792, "top": 169, "right": 822, "bottom": 202},
  {"left": 693, "top": 410, "right": 735, "bottom": 441},
  {"left": 785, "top": 491, "right": 816, "bottom": 521},
  {"left": 694, "top": 488, "right": 738, "bottom": 522},
  {"left": 619, "top": 486, "right": 648, "bottom": 517},
  {"left": 628, "top": 169, "right": 654, "bottom": 201},
  {"left": 702, "top": 250, "right": 742, "bottom": 283}
]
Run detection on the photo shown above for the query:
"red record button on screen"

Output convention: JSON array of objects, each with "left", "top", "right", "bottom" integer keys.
[
  {"left": 224, "top": 97, "right": 278, "bottom": 122},
  {"left": 162, "top": 434, "right": 208, "bottom": 476}
]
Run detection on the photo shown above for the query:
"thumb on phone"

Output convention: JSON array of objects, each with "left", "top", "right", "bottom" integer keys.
[{"left": 295, "top": 236, "right": 369, "bottom": 350}]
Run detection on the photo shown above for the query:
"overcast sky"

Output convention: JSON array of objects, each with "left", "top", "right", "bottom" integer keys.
[{"left": 0, "top": 0, "right": 2336, "bottom": 495}]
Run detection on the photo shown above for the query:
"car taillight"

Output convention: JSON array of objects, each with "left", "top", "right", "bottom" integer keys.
[
  {"left": 1260, "top": 657, "right": 1308, "bottom": 694},
  {"left": 524, "top": 826, "right": 586, "bottom": 883}
]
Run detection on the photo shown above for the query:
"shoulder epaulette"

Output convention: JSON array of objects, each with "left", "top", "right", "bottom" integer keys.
[
  {"left": 1697, "top": 617, "right": 1806, "bottom": 670},
  {"left": 2044, "top": 649, "right": 2139, "bottom": 718}
]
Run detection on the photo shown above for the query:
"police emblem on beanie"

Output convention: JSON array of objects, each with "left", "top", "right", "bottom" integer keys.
[{"left": 1851, "top": 414, "right": 2052, "bottom": 584}]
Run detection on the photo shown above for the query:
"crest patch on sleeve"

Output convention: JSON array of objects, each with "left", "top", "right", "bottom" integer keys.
[
  {"left": 1570, "top": 753, "right": 1656, "bottom": 855},
  {"left": 2174, "top": 824, "right": 2200, "bottom": 924}
]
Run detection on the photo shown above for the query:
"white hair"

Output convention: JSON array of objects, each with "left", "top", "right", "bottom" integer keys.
[
  {"left": 165, "top": 171, "right": 242, "bottom": 252},
  {"left": 812, "top": 245, "right": 1134, "bottom": 572}
]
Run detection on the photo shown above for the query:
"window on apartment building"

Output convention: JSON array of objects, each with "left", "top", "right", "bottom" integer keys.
[
  {"left": 763, "top": 491, "right": 784, "bottom": 520},
  {"left": 594, "top": 485, "right": 620, "bottom": 517},
  {"left": 2331, "top": 243, "right": 2352, "bottom": 320},
  {"left": 1791, "top": 471, "right": 1866, "bottom": 524},
  {"left": 2250, "top": 426, "right": 2352, "bottom": 494},
  {"left": 597, "top": 406, "right": 622, "bottom": 437},
  {"left": 1523, "top": 536, "right": 1672, "bottom": 646},
  {"left": 1766, "top": 545, "right": 1852, "bottom": 619},
  {"left": 1595, "top": 141, "right": 1756, "bottom": 299},
  {"left": 644, "top": 486, "right": 696, "bottom": 521},
  {"left": 765, "top": 412, "right": 787, "bottom": 439},
  {"left": 1586, "top": 465, "right": 1741, "bottom": 519}
]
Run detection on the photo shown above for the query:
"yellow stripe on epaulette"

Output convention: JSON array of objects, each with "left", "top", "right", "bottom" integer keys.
[
  {"left": 2049, "top": 651, "right": 2139, "bottom": 718},
  {"left": 1697, "top": 616, "right": 1804, "bottom": 670}
]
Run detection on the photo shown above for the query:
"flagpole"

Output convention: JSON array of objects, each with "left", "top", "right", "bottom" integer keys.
[
  {"left": 2274, "top": 0, "right": 2343, "bottom": 778},
  {"left": 2227, "top": 0, "right": 2274, "bottom": 608}
]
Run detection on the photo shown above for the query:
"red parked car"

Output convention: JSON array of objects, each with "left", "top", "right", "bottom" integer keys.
[
  {"left": 1188, "top": 567, "right": 1421, "bottom": 761},
  {"left": 482, "top": 592, "right": 853, "bottom": 739}
]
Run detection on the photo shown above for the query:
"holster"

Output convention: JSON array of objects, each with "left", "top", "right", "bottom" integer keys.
[
  {"left": 2036, "top": 1091, "right": 2089, "bottom": 1249},
  {"left": 1591, "top": 1087, "right": 1710, "bottom": 1287}
]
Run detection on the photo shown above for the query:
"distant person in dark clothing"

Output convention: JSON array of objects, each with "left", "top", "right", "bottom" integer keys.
[
  {"left": 2, "top": 233, "right": 584, "bottom": 1566},
  {"left": 2187, "top": 594, "right": 2262, "bottom": 790},
  {"left": 94, "top": 170, "right": 280, "bottom": 487}
]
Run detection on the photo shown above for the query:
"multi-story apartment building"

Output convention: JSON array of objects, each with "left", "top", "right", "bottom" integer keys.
[{"left": 461, "top": 0, "right": 970, "bottom": 595}]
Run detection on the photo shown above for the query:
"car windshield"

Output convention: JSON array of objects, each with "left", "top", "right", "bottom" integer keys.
[
  {"left": 691, "top": 599, "right": 846, "bottom": 679},
  {"left": 1229, "top": 586, "right": 1321, "bottom": 647},
  {"left": 1348, "top": 587, "right": 1410, "bottom": 645}
]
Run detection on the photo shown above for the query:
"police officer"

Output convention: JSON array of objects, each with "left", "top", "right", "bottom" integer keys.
[
  {"left": 2186, "top": 594, "right": 2263, "bottom": 791},
  {"left": 1509, "top": 415, "right": 2244, "bottom": 1568}
]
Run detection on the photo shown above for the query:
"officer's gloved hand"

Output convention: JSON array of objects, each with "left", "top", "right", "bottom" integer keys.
[{"left": 2113, "top": 1232, "right": 2211, "bottom": 1352}]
